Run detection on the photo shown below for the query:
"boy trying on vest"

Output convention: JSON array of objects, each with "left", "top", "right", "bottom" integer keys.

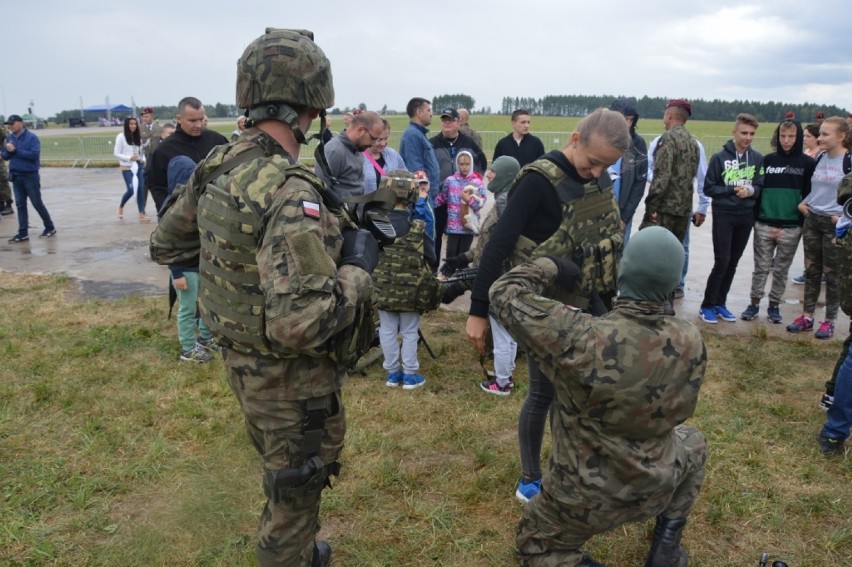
[{"left": 371, "top": 170, "right": 438, "bottom": 390}]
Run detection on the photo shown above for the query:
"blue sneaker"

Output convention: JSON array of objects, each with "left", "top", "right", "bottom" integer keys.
[
  {"left": 386, "top": 371, "right": 404, "bottom": 388},
  {"left": 515, "top": 477, "right": 542, "bottom": 503},
  {"left": 699, "top": 307, "right": 718, "bottom": 324},
  {"left": 792, "top": 273, "right": 806, "bottom": 285},
  {"left": 402, "top": 373, "right": 425, "bottom": 390},
  {"left": 714, "top": 305, "right": 737, "bottom": 322}
]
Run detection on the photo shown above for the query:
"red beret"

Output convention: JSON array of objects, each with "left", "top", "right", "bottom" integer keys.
[
  {"left": 142, "top": 107, "right": 154, "bottom": 115},
  {"left": 784, "top": 111, "right": 795, "bottom": 119},
  {"left": 666, "top": 99, "right": 692, "bottom": 116}
]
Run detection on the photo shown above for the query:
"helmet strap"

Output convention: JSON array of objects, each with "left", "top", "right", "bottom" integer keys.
[{"left": 246, "top": 103, "right": 309, "bottom": 144}]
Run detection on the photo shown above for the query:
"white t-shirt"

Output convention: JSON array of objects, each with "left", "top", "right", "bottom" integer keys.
[{"left": 806, "top": 153, "right": 846, "bottom": 217}]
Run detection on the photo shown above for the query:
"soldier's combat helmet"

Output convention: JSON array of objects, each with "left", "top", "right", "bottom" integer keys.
[
  {"left": 236, "top": 28, "right": 334, "bottom": 143},
  {"left": 377, "top": 169, "right": 418, "bottom": 206}
]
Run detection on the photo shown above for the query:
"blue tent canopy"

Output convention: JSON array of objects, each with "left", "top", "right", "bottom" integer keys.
[{"left": 83, "top": 104, "right": 133, "bottom": 113}]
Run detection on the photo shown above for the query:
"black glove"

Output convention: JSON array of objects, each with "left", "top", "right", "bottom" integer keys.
[
  {"left": 440, "top": 253, "right": 471, "bottom": 278},
  {"left": 545, "top": 256, "right": 581, "bottom": 292},
  {"left": 587, "top": 291, "right": 608, "bottom": 317},
  {"left": 340, "top": 229, "right": 380, "bottom": 273},
  {"left": 441, "top": 281, "right": 466, "bottom": 304}
]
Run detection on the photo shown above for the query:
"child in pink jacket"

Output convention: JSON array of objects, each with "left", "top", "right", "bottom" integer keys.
[{"left": 435, "top": 150, "right": 486, "bottom": 257}]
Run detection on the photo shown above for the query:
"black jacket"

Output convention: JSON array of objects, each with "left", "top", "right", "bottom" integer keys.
[
  {"left": 146, "top": 126, "right": 228, "bottom": 211},
  {"left": 493, "top": 133, "right": 545, "bottom": 167},
  {"left": 617, "top": 131, "right": 648, "bottom": 222},
  {"left": 704, "top": 140, "right": 763, "bottom": 215}
]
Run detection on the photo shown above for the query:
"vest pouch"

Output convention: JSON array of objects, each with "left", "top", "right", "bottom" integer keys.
[
  {"left": 413, "top": 269, "right": 442, "bottom": 313},
  {"left": 577, "top": 232, "right": 623, "bottom": 299},
  {"left": 331, "top": 300, "right": 376, "bottom": 368}
]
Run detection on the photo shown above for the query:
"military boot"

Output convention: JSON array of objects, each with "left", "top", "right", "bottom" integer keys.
[
  {"left": 577, "top": 555, "right": 607, "bottom": 566},
  {"left": 312, "top": 540, "right": 332, "bottom": 567},
  {"left": 0, "top": 201, "right": 12, "bottom": 215},
  {"left": 644, "top": 516, "right": 688, "bottom": 567}
]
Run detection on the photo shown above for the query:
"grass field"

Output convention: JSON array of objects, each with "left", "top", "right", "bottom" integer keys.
[{"left": 0, "top": 272, "right": 849, "bottom": 566}]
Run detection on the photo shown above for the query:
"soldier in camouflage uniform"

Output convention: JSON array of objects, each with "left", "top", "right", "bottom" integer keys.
[
  {"left": 490, "top": 226, "right": 707, "bottom": 567},
  {"left": 639, "top": 99, "right": 701, "bottom": 315},
  {"left": 149, "top": 29, "right": 379, "bottom": 567},
  {"left": 0, "top": 122, "right": 13, "bottom": 215}
]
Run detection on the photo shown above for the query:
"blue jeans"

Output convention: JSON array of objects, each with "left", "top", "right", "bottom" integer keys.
[
  {"left": 680, "top": 220, "right": 691, "bottom": 288},
  {"left": 119, "top": 167, "right": 147, "bottom": 213},
  {"left": 822, "top": 332, "right": 852, "bottom": 441},
  {"left": 11, "top": 171, "right": 53, "bottom": 237}
]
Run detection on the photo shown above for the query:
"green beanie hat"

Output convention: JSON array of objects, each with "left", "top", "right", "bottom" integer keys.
[
  {"left": 617, "top": 227, "right": 684, "bottom": 302},
  {"left": 488, "top": 156, "right": 521, "bottom": 196}
]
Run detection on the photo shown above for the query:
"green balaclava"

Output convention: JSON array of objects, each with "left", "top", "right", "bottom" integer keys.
[
  {"left": 488, "top": 156, "right": 521, "bottom": 197},
  {"left": 617, "top": 227, "right": 685, "bottom": 302}
]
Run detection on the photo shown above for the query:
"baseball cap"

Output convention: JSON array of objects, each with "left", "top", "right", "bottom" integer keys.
[
  {"left": 440, "top": 108, "right": 460, "bottom": 120},
  {"left": 4, "top": 114, "right": 23, "bottom": 124},
  {"left": 141, "top": 107, "right": 154, "bottom": 115},
  {"left": 665, "top": 99, "right": 692, "bottom": 116}
]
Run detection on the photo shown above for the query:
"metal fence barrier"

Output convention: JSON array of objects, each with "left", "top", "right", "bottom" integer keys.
[{"left": 38, "top": 132, "right": 773, "bottom": 167}]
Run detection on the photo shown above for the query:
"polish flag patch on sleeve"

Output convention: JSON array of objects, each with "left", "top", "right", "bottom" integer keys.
[{"left": 302, "top": 200, "right": 321, "bottom": 219}]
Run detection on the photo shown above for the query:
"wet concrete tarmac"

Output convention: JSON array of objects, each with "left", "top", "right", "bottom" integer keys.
[{"left": 0, "top": 167, "right": 846, "bottom": 342}]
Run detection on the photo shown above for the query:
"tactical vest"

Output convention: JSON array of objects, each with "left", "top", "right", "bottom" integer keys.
[
  {"left": 507, "top": 157, "right": 623, "bottom": 309},
  {"left": 197, "top": 146, "right": 376, "bottom": 369},
  {"left": 196, "top": 150, "right": 329, "bottom": 358},
  {"left": 372, "top": 216, "right": 442, "bottom": 313}
]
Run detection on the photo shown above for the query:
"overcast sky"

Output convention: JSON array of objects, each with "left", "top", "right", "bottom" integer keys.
[{"left": 4, "top": 0, "right": 851, "bottom": 120}]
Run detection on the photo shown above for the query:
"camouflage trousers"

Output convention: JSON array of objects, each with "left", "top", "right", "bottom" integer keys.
[
  {"left": 639, "top": 211, "right": 690, "bottom": 243},
  {"left": 0, "top": 160, "right": 11, "bottom": 202},
  {"left": 225, "top": 356, "right": 346, "bottom": 567},
  {"left": 516, "top": 426, "right": 707, "bottom": 567},
  {"left": 802, "top": 213, "right": 839, "bottom": 319},
  {"left": 750, "top": 222, "right": 801, "bottom": 305}
]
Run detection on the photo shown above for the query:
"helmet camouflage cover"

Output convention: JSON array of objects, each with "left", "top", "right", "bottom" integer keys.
[
  {"left": 378, "top": 169, "right": 418, "bottom": 205},
  {"left": 236, "top": 28, "right": 334, "bottom": 111}
]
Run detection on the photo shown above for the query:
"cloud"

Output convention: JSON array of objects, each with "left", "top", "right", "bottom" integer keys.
[{"left": 3, "top": 0, "right": 851, "bottom": 119}]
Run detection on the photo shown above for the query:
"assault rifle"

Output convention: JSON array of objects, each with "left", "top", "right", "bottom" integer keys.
[{"left": 441, "top": 266, "right": 478, "bottom": 286}]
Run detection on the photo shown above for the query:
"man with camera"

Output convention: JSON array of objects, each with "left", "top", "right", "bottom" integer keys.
[{"left": 150, "top": 29, "right": 379, "bottom": 567}]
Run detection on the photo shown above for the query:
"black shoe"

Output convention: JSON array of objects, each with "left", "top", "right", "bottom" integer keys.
[
  {"left": 672, "top": 287, "right": 684, "bottom": 300},
  {"left": 662, "top": 300, "right": 675, "bottom": 316},
  {"left": 39, "top": 228, "right": 56, "bottom": 238},
  {"left": 311, "top": 540, "right": 332, "bottom": 567},
  {"left": 644, "top": 516, "right": 688, "bottom": 567},
  {"left": 0, "top": 201, "right": 12, "bottom": 215},
  {"left": 817, "top": 432, "right": 845, "bottom": 455},
  {"left": 8, "top": 234, "right": 28, "bottom": 243}
]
